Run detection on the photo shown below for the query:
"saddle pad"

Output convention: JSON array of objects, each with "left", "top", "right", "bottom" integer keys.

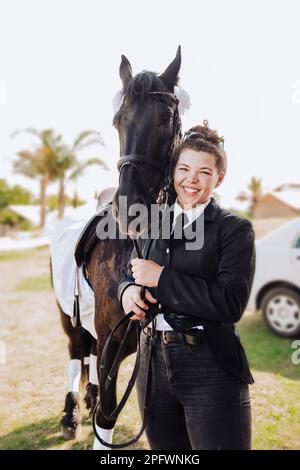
[{"left": 50, "top": 217, "right": 96, "bottom": 339}]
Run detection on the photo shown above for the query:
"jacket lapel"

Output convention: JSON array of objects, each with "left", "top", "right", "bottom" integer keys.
[{"left": 164, "top": 197, "right": 221, "bottom": 248}]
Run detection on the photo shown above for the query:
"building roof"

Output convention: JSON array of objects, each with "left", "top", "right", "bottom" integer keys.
[{"left": 268, "top": 190, "right": 300, "bottom": 210}]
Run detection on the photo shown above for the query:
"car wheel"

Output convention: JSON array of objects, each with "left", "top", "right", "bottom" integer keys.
[{"left": 261, "top": 287, "right": 300, "bottom": 338}]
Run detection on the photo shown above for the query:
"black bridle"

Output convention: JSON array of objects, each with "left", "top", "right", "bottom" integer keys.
[
  {"left": 92, "top": 90, "right": 181, "bottom": 449},
  {"left": 116, "top": 91, "right": 180, "bottom": 203},
  {"left": 117, "top": 154, "right": 165, "bottom": 202}
]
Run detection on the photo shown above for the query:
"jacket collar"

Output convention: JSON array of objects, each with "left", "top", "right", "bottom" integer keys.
[
  {"left": 158, "top": 196, "right": 221, "bottom": 246},
  {"left": 202, "top": 196, "right": 221, "bottom": 223}
]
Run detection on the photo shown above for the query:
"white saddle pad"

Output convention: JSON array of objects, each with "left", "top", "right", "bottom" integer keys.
[
  {"left": 50, "top": 218, "right": 96, "bottom": 339},
  {"left": 49, "top": 189, "right": 117, "bottom": 340}
]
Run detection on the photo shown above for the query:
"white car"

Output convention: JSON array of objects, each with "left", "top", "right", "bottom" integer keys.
[{"left": 247, "top": 218, "right": 300, "bottom": 338}]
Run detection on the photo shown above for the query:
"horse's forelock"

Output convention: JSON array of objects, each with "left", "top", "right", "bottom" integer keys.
[
  {"left": 113, "top": 71, "right": 177, "bottom": 126},
  {"left": 124, "top": 71, "right": 168, "bottom": 102}
]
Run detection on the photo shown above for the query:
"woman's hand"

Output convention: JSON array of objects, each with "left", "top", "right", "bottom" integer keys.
[
  {"left": 130, "top": 258, "right": 164, "bottom": 287},
  {"left": 122, "top": 284, "right": 158, "bottom": 321}
]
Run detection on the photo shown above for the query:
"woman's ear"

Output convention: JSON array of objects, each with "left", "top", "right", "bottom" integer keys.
[{"left": 215, "top": 171, "right": 225, "bottom": 188}]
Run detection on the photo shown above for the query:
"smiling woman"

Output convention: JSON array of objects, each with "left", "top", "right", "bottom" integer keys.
[{"left": 118, "top": 120, "right": 256, "bottom": 450}]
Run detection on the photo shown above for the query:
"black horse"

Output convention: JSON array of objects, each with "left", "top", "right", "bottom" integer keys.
[{"left": 87, "top": 47, "right": 182, "bottom": 449}]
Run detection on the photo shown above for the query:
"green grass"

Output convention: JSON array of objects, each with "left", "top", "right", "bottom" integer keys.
[
  {"left": 237, "top": 312, "right": 300, "bottom": 449},
  {"left": 237, "top": 313, "right": 300, "bottom": 380},
  {"left": 16, "top": 274, "right": 52, "bottom": 292},
  {"left": 0, "top": 246, "right": 48, "bottom": 262},
  {"left": 0, "top": 251, "right": 33, "bottom": 262},
  {"left": 0, "top": 415, "right": 92, "bottom": 450}
]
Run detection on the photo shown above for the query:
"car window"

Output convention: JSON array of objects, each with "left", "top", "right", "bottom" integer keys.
[{"left": 295, "top": 235, "right": 300, "bottom": 248}]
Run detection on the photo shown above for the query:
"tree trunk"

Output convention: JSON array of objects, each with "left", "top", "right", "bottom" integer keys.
[
  {"left": 72, "top": 187, "right": 79, "bottom": 208},
  {"left": 58, "top": 177, "right": 65, "bottom": 218},
  {"left": 39, "top": 176, "right": 48, "bottom": 228},
  {"left": 251, "top": 194, "right": 260, "bottom": 218}
]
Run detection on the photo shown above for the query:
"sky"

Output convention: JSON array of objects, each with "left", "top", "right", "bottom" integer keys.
[{"left": 0, "top": 0, "right": 300, "bottom": 208}]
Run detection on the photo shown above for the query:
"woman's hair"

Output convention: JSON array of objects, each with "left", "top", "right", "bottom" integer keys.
[{"left": 173, "top": 120, "right": 227, "bottom": 176}]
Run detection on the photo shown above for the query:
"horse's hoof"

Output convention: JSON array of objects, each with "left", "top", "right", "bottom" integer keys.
[
  {"left": 61, "top": 423, "right": 82, "bottom": 440},
  {"left": 84, "top": 384, "right": 99, "bottom": 414},
  {"left": 61, "top": 392, "right": 82, "bottom": 440}
]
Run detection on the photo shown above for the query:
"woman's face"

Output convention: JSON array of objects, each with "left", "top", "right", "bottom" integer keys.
[{"left": 173, "top": 149, "right": 225, "bottom": 208}]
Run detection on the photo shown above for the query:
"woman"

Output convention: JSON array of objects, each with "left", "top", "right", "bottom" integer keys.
[{"left": 117, "top": 121, "right": 256, "bottom": 450}]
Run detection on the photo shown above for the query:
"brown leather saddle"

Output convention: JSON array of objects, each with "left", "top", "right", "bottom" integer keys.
[
  {"left": 74, "top": 187, "right": 117, "bottom": 270},
  {"left": 72, "top": 203, "right": 113, "bottom": 328}
]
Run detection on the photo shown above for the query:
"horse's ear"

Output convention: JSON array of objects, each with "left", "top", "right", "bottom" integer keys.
[
  {"left": 160, "top": 46, "right": 181, "bottom": 91},
  {"left": 119, "top": 55, "right": 132, "bottom": 88}
]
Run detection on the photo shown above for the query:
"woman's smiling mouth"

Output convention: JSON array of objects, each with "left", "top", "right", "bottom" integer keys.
[{"left": 181, "top": 186, "right": 200, "bottom": 194}]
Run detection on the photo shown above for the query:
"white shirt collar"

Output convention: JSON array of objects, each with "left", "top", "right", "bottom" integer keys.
[{"left": 172, "top": 197, "right": 211, "bottom": 229}]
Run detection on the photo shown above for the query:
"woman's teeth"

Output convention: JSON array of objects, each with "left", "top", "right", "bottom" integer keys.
[{"left": 182, "top": 187, "right": 199, "bottom": 194}]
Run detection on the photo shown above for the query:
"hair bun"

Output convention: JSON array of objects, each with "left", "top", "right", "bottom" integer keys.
[{"left": 188, "top": 120, "right": 224, "bottom": 147}]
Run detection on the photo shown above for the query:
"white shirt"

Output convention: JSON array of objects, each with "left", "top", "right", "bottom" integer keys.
[
  {"left": 154, "top": 197, "right": 211, "bottom": 331},
  {"left": 172, "top": 197, "right": 211, "bottom": 232}
]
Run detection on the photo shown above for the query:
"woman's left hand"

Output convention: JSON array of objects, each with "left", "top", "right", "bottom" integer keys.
[{"left": 131, "top": 258, "right": 164, "bottom": 287}]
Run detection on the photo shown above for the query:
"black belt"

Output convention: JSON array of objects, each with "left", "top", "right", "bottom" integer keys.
[{"left": 144, "top": 327, "right": 204, "bottom": 345}]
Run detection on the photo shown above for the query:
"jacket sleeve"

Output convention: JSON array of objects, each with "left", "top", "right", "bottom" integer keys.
[
  {"left": 156, "top": 219, "right": 256, "bottom": 323},
  {"left": 117, "top": 245, "right": 139, "bottom": 309}
]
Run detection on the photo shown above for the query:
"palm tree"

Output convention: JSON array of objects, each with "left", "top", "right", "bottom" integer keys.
[
  {"left": 247, "top": 177, "right": 263, "bottom": 216},
  {"left": 12, "top": 129, "right": 61, "bottom": 227},
  {"left": 68, "top": 158, "right": 107, "bottom": 209},
  {"left": 12, "top": 128, "right": 107, "bottom": 225},
  {"left": 53, "top": 131, "right": 108, "bottom": 217}
]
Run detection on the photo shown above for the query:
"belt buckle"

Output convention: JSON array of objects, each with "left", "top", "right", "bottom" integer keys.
[{"left": 162, "top": 331, "right": 169, "bottom": 344}]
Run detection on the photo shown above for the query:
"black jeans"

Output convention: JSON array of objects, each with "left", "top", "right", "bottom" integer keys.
[{"left": 136, "top": 329, "right": 252, "bottom": 450}]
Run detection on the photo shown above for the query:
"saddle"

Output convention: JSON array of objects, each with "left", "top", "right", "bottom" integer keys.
[
  {"left": 74, "top": 212, "right": 105, "bottom": 269},
  {"left": 72, "top": 187, "right": 117, "bottom": 328},
  {"left": 74, "top": 186, "right": 117, "bottom": 270}
]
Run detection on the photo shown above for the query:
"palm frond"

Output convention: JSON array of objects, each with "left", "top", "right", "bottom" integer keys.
[
  {"left": 68, "top": 157, "right": 108, "bottom": 181},
  {"left": 71, "top": 131, "right": 106, "bottom": 152}
]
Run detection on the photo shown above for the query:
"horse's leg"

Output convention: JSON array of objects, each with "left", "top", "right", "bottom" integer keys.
[
  {"left": 84, "top": 336, "right": 99, "bottom": 416},
  {"left": 92, "top": 332, "right": 119, "bottom": 450},
  {"left": 59, "top": 305, "right": 89, "bottom": 439}
]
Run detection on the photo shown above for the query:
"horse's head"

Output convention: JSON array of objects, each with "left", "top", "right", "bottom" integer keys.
[{"left": 112, "top": 47, "right": 182, "bottom": 234}]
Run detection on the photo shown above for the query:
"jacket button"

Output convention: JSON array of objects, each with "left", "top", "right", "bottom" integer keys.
[{"left": 166, "top": 248, "right": 170, "bottom": 254}]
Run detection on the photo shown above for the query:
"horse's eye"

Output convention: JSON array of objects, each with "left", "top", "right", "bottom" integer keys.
[{"left": 162, "top": 113, "right": 173, "bottom": 124}]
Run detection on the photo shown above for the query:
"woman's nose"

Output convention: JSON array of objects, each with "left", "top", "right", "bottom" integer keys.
[{"left": 186, "top": 173, "right": 199, "bottom": 183}]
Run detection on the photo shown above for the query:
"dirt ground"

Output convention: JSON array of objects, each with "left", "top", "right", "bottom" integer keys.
[{"left": 0, "top": 247, "right": 148, "bottom": 450}]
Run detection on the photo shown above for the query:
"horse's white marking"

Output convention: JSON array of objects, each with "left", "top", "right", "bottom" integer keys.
[
  {"left": 93, "top": 425, "right": 114, "bottom": 450},
  {"left": 68, "top": 359, "right": 81, "bottom": 393},
  {"left": 89, "top": 354, "right": 98, "bottom": 386},
  {"left": 84, "top": 356, "right": 90, "bottom": 365},
  {"left": 112, "top": 85, "right": 191, "bottom": 116}
]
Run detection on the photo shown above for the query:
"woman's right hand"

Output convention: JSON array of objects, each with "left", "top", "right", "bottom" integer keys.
[{"left": 122, "top": 285, "right": 158, "bottom": 321}]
